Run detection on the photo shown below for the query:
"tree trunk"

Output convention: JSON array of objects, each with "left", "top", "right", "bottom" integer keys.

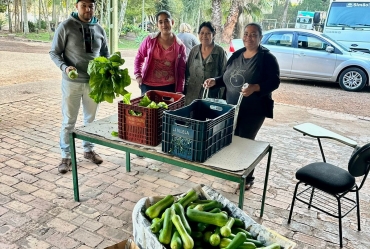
[
  {"left": 118, "top": 0, "right": 128, "bottom": 36},
  {"left": 14, "top": 0, "right": 20, "bottom": 32},
  {"left": 281, "top": 0, "right": 290, "bottom": 28},
  {"left": 221, "top": 0, "right": 240, "bottom": 44},
  {"left": 7, "top": 0, "right": 13, "bottom": 33},
  {"left": 211, "top": 0, "right": 222, "bottom": 44},
  {"left": 40, "top": 0, "right": 52, "bottom": 39},
  {"left": 22, "top": 0, "right": 29, "bottom": 34}
]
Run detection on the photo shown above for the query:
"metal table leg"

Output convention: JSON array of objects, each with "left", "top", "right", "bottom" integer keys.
[
  {"left": 70, "top": 132, "right": 80, "bottom": 202},
  {"left": 260, "top": 146, "right": 273, "bottom": 217}
]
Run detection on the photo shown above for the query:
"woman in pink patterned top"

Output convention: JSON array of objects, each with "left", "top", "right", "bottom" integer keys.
[{"left": 134, "top": 10, "right": 187, "bottom": 95}]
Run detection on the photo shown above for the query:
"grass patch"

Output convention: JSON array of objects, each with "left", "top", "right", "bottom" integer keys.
[
  {"left": 118, "top": 39, "right": 139, "bottom": 50},
  {"left": 16, "top": 31, "right": 53, "bottom": 42}
]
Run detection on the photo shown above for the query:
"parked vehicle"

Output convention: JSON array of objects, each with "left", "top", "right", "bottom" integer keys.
[
  {"left": 323, "top": 0, "right": 370, "bottom": 53},
  {"left": 295, "top": 11, "right": 316, "bottom": 30},
  {"left": 228, "top": 28, "right": 370, "bottom": 91},
  {"left": 138, "top": 21, "right": 154, "bottom": 32}
]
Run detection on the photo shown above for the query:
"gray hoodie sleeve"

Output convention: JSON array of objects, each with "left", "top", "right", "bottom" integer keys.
[{"left": 49, "top": 23, "right": 68, "bottom": 73}]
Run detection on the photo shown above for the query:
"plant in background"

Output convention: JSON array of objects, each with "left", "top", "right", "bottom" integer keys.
[
  {"left": 0, "top": 18, "right": 4, "bottom": 30},
  {"left": 87, "top": 51, "right": 131, "bottom": 103},
  {"left": 135, "top": 30, "right": 149, "bottom": 45}
]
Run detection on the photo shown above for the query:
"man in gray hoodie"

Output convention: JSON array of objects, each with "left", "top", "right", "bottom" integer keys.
[{"left": 50, "top": 0, "right": 109, "bottom": 174}]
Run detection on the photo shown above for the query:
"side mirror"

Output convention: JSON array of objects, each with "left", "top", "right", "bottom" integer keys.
[{"left": 326, "top": 46, "right": 334, "bottom": 53}]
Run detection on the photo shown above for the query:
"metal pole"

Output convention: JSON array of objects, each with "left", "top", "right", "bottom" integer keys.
[
  {"left": 141, "top": 0, "right": 145, "bottom": 31},
  {"left": 112, "top": 0, "right": 118, "bottom": 52}
]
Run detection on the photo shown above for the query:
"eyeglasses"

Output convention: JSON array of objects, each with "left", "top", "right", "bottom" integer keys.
[{"left": 244, "top": 33, "right": 259, "bottom": 38}]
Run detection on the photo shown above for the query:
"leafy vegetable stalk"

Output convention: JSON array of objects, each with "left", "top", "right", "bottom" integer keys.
[{"left": 87, "top": 51, "right": 131, "bottom": 103}]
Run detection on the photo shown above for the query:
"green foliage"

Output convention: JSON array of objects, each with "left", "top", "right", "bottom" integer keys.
[
  {"left": 87, "top": 51, "right": 131, "bottom": 104},
  {"left": 135, "top": 30, "right": 149, "bottom": 46},
  {"left": 0, "top": 18, "right": 5, "bottom": 29},
  {"left": 0, "top": 4, "right": 6, "bottom": 13},
  {"left": 28, "top": 21, "right": 36, "bottom": 32},
  {"left": 265, "top": 0, "right": 330, "bottom": 25},
  {"left": 121, "top": 24, "right": 141, "bottom": 35}
]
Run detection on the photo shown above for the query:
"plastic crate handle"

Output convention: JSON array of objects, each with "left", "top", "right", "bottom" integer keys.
[
  {"left": 233, "top": 94, "right": 243, "bottom": 132},
  {"left": 174, "top": 120, "right": 191, "bottom": 128},
  {"left": 202, "top": 88, "right": 228, "bottom": 104}
]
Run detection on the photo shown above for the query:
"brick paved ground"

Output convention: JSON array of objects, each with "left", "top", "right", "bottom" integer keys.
[{"left": 1, "top": 79, "right": 370, "bottom": 249}]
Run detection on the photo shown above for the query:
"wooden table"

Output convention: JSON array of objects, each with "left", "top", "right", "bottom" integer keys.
[{"left": 70, "top": 115, "right": 273, "bottom": 217}]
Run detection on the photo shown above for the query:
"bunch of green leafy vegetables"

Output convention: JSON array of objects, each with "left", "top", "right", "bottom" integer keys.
[
  {"left": 123, "top": 93, "right": 169, "bottom": 116},
  {"left": 87, "top": 51, "right": 131, "bottom": 103}
]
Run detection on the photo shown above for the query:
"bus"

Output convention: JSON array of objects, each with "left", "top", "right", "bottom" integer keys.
[
  {"left": 323, "top": 0, "right": 370, "bottom": 53},
  {"left": 295, "top": 11, "right": 315, "bottom": 30}
]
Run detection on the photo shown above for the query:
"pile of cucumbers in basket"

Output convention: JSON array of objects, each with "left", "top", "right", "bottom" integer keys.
[{"left": 145, "top": 189, "right": 281, "bottom": 249}]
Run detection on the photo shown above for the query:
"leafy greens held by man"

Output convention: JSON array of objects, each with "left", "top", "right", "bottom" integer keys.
[{"left": 87, "top": 51, "right": 131, "bottom": 103}]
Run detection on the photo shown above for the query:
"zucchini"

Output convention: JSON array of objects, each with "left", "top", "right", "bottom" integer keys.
[
  {"left": 197, "top": 208, "right": 222, "bottom": 232},
  {"left": 220, "top": 238, "right": 233, "bottom": 248},
  {"left": 244, "top": 238, "right": 264, "bottom": 248},
  {"left": 203, "top": 230, "right": 212, "bottom": 243},
  {"left": 145, "top": 195, "right": 174, "bottom": 219},
  {"left": 173, "top": 202, "right": 192, "bottom": 234},
  {"left": 233, "top": 218, "right": 245, "bottom": 228},
  {"left": 231, "top": 228, "right": 252, "bottom": 239},
  {"left": 209, "top": 227, "right": 221, "bottom": 246},
  {"left": 259, "top": 243, "right": 281, "bottom": 249},
  {"left": 193, "top": 199, "right": 214, "bottom": 204},
  {"left": 220, "top": 217, "right": 235, "bottom": 237},
  {"left": 191, "top": 231, "right": 203, "bottom": 239},
  {"left": 159, "top": 208, "right": 173, "bottom": 245},
  {"left": 220, "top": 238, "right": 257, "bottom": 249},
  {"left": 150, "top": 216, "right": 164, "bottom": 233},
  {"left": 193, "top": 200, "right": 222, "bottom": 211},
  {"left": 186, "top": 207, "right": 228, "bottom": 227},
  {"left": 172, "top": 214, "right": 194, "bottom": 249},
  {"left": 225, "top": 232, "right": 247, "bottom": 249},
  {"left": 151, "top": 217, "right": 161, "bottom": 224},
  {"left": 178, "top": 189, "right": 198, "bottom": 207},
  {"left": 170, "top": 230, "right": 183, "bottom": 249}
]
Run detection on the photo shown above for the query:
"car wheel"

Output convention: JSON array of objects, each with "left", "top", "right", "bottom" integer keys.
[{"left": 339, "top": 67, "right": 367, "bottom": 92}]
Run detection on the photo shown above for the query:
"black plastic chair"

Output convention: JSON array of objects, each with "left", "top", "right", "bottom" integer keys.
[{"left": 288, "top": 142, "right": 370, "bottom": 247}]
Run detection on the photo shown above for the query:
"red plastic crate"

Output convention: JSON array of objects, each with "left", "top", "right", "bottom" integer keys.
[{"left": 118, "top": 90, "right": 185, "bottom": 146}]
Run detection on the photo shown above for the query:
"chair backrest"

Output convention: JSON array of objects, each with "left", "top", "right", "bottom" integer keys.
[{"left": 348, "top": 142, "right": 370, "bottom": 177}]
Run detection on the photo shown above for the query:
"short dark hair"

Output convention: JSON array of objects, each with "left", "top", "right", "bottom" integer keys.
[
  {"left": 198, "top": 21, "right": 216, "bottom": 36},
  {"left": 156, "top": 10, "right": 172, "bottom": 22},
  {"left": 76, "top": 0, "right": 95, "bottom": 3},
  {"left": 245, "top": 23, "right": 263, "bottom": 36}
]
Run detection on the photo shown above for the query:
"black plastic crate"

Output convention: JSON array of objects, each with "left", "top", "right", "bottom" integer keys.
[{"left": 162, "top": 99, "right": 235, "bottom": 162}]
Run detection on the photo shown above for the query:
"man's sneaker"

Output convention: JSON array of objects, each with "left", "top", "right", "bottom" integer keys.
[
  {"left": 58, "top": 158, "right": 71, "bottom": 174},
  {"left": 84, "top": 151, "right": 103, "bottom": 164}
]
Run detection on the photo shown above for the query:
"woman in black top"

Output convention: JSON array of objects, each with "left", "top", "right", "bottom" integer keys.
[{"left": 203, "top": 23, "right": 280, "bottom": 189}]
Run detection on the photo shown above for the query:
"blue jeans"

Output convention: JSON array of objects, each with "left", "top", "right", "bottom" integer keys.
[{"left": 60, "top": 79, "right": 98, "bottom": 158}]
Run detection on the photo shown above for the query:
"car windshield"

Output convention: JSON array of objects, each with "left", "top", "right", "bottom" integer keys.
[
  {"left": 326, "top": 2, "right": 370, "bottom": 28},
  {"left": 320, "top": 33, "right": 352, "bottom": 51}
]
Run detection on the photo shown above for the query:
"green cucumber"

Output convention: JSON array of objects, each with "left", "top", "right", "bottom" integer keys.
[
  {"left": 225, "top": 232, "right": 247, "bottom": 249},
  {"left": 173, "top": 202, "right": 192, "bottom": 234},
  {"left": 186, "top": 207, "right": 228, "bottom": 227},
  {"left": 172, "top": 213, "right": 194, "bottom": 249},
  {"left": 145, "top": 195, "right": 174, "bottom": 219},
  {"left": 170, "top": 230, "right": 183, "bottom": 249},
  {"left": 178, "top": 189, "right": 198, "bottom": 207},
  {"left": 150, "top": 216, "right": 164, "bottom": 233},
  {"left": 220, "top": 217, "right": 235, "bottom": 237},
  {"left": 209, "top": 227, "right": 221, "bottom": 246},
  {"left": 159, "top": 208, "right": 173, "bottom": 244}
]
